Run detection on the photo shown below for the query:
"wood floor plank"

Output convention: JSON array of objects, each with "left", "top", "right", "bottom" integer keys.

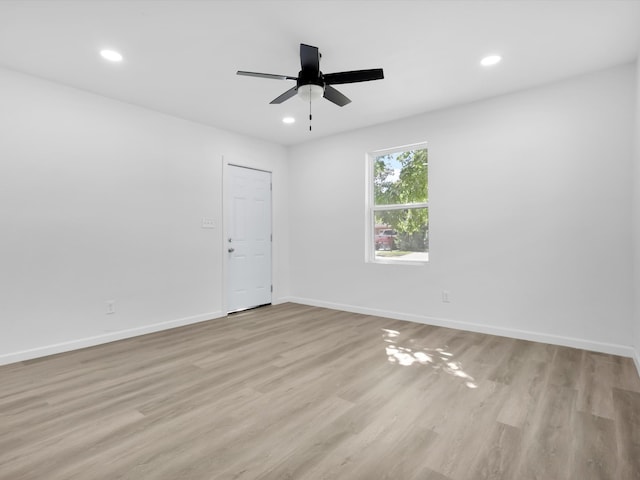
[
  {"left": 420, "top": 380, "right": 509, "bottom": 478},
  {"left": 274, "top": 375, "right": 438, "bottom": 480},
  {"left": 0, "top": 303, "right": 639, "bottom": 480},
  {"left": 614, "top": 357, "right": 640, "bottom": 393},
  {"left": 571, "top": 411, "right": 617, "bottom": 480},
  {"left": 515, "top": 383, "right": 577, "bottom": 479},
  {"left": 414, "top": 468, "right": 454, "bottom": 480},
  {"left": 548, "top": 345, "right": 583, "bottom": 389},
  {"left": 467, "top": 421, "right": 523, "bottom": 480},
  {"left": 496, "top": 360, "right": 549, "bottom": 428},
  {"left": 577, "top": 351, "right": 615, "bottom": 419},
  {"left": 612, "top": 387, "right": 640, "bottom": 479}
]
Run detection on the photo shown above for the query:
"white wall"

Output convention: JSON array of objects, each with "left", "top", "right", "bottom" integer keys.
[
  {"left": 287, "top": 64, "right": 636, "bottom": 356},
  {"left": 2, "top": 62, "right": 636, "bottom": 365},
  {"left": 0, "top": 67, "right": 289, "bottom": 364},
  {"left": 633, "top": 57, "right": 640, "bottom": 370}
]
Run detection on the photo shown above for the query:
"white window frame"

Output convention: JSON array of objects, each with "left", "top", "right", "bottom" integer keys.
[{"left": 365, "top": 142, "right": 429, "bottom": 265}]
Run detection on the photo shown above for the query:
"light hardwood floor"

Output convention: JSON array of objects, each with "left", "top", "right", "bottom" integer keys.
[{"left": 1, "top": 303, "right": 640, "bottom": 479}]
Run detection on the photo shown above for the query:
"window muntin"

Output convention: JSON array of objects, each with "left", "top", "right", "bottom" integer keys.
[{"left": 369, "top": 145, "right": 428, "bottom": 263}]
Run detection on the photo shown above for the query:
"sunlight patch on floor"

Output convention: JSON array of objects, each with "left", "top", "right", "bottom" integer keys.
[{"left": 382, "top": 328, "right": 478, "bottom": 389}]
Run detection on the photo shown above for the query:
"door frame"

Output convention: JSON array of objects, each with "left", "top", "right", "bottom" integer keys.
[{"left": 222, "top": 161, "right": 273, "bottom": 314}]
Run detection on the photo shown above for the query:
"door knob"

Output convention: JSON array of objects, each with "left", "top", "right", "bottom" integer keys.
[{"left": 228, "top": 247, "right": 235, "bottom": 253}]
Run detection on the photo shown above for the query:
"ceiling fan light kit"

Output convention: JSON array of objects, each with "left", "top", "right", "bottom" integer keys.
[
  {"left": 237, "top": 43, "right": 384, "bottom": 130},
  {"left": 297, "top": 84, "right": 324, "bottom": 102}
]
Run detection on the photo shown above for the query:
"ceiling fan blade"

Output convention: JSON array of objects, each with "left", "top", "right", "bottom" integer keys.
[
  {"left": 237, "top": 71, "right": 297, "bottom": 81},
  {"left": 323, "top": 85, "right": 351, "bottom": 107},
  {"left": 300, "top": 44, "right": 320, "bottom": 71},
  {"left": 324, "top": 69, "right": 384, "bottom": 85},
  {"left": 270, "top": 86, "right": 298, "bottom": 104}
]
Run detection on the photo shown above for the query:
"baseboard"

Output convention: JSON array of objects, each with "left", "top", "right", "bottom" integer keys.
[
  {"left": 0, "top": 310, "right": 226, "bottom": 366},
  {"left": 4, "top": 301, "right": 637, "bottom": 370},
  {"left": 271, "top": 297, "right": 290, "bottom": 306},
  {"left": 282, "top": 296, "right": 637, "bottom": 359}
]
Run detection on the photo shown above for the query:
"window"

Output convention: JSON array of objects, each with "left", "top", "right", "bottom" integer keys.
[{"left": 367, "top": 144, "right": 428, "bottom": 264}]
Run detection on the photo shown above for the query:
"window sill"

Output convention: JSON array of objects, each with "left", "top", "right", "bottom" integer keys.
[{"left": 369, "top": 251, "right": 429, "bottom": 265}]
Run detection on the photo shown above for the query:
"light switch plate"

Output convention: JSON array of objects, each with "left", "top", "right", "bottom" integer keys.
[
  {"left": 106, "top": 300, "right": 116, "bottom": 314},
  {"left": 202, "top": 217, "right": 215, "bottom": 229}
]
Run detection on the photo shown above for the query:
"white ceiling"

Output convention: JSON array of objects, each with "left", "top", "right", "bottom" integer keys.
[{"left": 1, "top": 1, "right": 639, "bottom": 146}]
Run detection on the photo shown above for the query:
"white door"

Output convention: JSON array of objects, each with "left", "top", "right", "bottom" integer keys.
[{"left": 226, "top": 165, "right": 272, "bottom": 313}]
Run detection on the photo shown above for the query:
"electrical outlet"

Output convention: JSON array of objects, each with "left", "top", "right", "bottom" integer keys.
[
  {"left": 442, "top": 290, "right": 451, "bottom": 303},
  {"left": 201, "top": 217, "right": 215, "bottom": 229},
  {"left": 106, "top": 300, "right": 116, "bottom": 314}
]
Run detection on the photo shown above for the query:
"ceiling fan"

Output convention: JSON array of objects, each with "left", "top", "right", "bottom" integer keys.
[{"left": 237, "top": 43, "right": 384, "bottom": 108}]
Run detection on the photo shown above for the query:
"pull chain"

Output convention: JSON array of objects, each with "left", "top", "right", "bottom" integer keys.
[{"left": 309, "top": 94, "right": 312, "bottom": 132}]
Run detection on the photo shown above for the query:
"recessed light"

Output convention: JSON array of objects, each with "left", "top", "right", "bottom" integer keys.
[
  {"left": 480, "top": 55, "right": 501, "bottom": 67},
  {"left": 100, "top": 49, "right": 123, "bottom": 62},
  {"left": 282, "top": 117, "right": 295, "bottom": 124}
]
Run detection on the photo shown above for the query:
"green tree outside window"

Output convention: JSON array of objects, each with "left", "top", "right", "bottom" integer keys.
[{"left": 373, "top": 148, "right": 428, "bottom": 254}]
